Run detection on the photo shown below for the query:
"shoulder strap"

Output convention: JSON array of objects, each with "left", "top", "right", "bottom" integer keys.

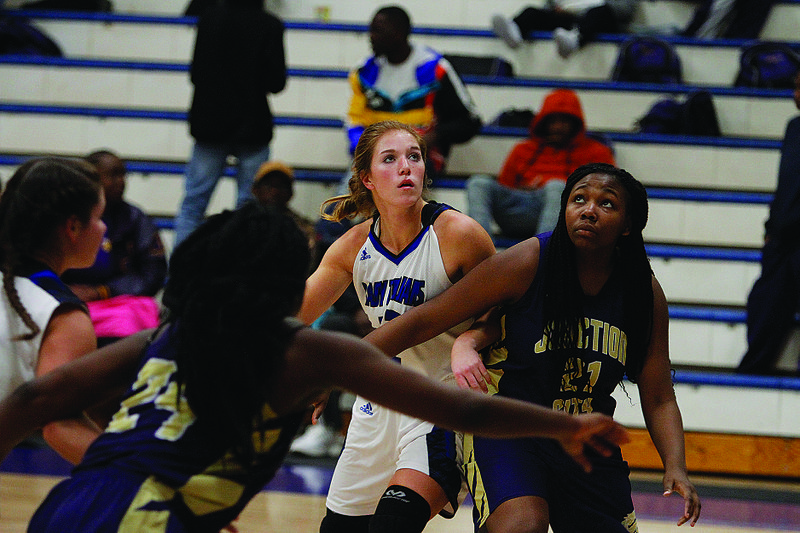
[{"left": 421, "top": 200, "right": 454, "bottom": 227}]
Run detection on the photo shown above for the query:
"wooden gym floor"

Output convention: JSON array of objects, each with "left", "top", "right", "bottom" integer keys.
[{"left": 2, "top": 442, "right": 799, "bottom": 532}]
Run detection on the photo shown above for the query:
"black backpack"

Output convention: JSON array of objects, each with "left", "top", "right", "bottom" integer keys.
[
  {"left": 442, "top": 54, "right": 514, "bottom": 79},
  {"left": 637, "top": 91, "right": 721, "bottom": 136},
  {"left": 682, "top": 90, "right": 721, "bottom": 136},
  {"left": 734, "top": 42, "right": 800, "bottom": 89},
  {"left": 611, "top": 36, "right": 682, "bottom": 84}
]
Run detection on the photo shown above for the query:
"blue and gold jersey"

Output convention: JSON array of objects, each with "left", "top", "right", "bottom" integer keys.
[
  {"left": 31, "top": 322, "right": 304, "bottom": 533},
  {"left": 486, "top": 233, "right": 629, "bottom": 417}
]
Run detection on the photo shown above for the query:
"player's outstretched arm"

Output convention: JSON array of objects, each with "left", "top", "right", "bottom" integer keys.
[
  {"left": 0, "top": 329, "right": 152, "bottom": 462},
  {"left": 289, "top": 328, "right": 630, "bottom": 471}
]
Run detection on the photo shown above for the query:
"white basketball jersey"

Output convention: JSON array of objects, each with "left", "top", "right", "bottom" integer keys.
[
  {"left": 353, "top": 203, "right": 468, "bottom": 382},
  {"left": 0, "top": 273, "right": 63, "bottom": 401}
]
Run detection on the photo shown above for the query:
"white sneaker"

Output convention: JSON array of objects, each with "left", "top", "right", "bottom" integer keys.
[
  {"left": 491, "top": 14, "right": 522, "bottom": 49},
  {"left": 553, "top": 27, "right": 580, "bottom": 59},
  {"left": 290, "top": 423, "right": 339, "bottom": 458}
]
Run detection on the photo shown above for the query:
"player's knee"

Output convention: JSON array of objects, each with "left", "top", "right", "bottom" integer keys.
[
  {"left": 319, "top": 508, "right": 370, "bottom": 533},
  {"left": 369, "top": 485, "right": 431, "bottom": 533}
]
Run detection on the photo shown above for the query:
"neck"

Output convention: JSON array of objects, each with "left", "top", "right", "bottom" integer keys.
[
  {"left": 375, "top": 201, "right": 425, "bottom": 254},
  {"left": 576, "top": 250, "right": 615, "bottom": 296},
  {"left": 31, "top": 252, "right": 65, "bottom": 277},
  {"left": 386, "top": 42, "right": 412, "bottom": 65}
]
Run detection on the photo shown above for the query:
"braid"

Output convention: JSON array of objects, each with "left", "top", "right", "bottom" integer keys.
[
  {"left": 1, "top": 264, "right": 38, "bottom": 340},
  {"left": 163, "top": 202, "right": 311, "bottom": 465},
  {"left": 542, "top": 163, "right": 653, "bottom": 381},
  {"left": 0, "top": 157, "right": 101, "bottom": 341}
]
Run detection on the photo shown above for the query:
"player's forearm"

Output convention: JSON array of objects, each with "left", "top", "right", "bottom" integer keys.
[{"left": 644, "top": 400, "right": 688, "bottom": 473}]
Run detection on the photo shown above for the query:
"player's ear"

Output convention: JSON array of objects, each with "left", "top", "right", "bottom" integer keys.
[{"left": 361, "top": 171, "right": 375, "bottom": 190}]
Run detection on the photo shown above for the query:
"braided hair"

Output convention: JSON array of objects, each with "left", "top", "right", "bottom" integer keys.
[
  {"left": 0, "top": 157, "right": 101, "bottom": 340},
  {"left": 541, "top": 163, "right": 652, "bottom": 381},
  {"left": 161, "top": 202, "right": 311, "bottom": 466}
]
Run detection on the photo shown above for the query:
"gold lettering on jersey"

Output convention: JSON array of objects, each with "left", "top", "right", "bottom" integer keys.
[
  {"left": 107, "top": 358, "right": 196, "bottom": 440},
  {"left": 154, "top": 381, "right": 195, "bottom": 441},
  {"left": 538, "top": 317, "right": 627, "bottom": 363},
  {"left": 552, "top": 397, "right": 594, "bottom": 414},
  {"left": 622, "top": 510, "right": 639, "bottom": 532},
  {"left": 547, "top": 316, "right": 628, "bottom": 414},
  {"left": 534, "top": 334, "right": 549, "bottom": 353}
]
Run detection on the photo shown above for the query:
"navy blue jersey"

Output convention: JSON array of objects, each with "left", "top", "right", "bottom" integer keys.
[
  {"left": 465, "top": 233, "right": 638, "bottom": 532},
  {"left": 486, "top": 232, "right": 629, "bottom": 417},
  {"left": 30, "top": 322, "right": 304, "bottom": 533}
]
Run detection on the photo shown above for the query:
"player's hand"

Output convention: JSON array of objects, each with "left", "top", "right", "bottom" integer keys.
[
  {"left": 451, "top": 342, "right": 492, "bottom": 393},
  {"left": 557, "top": 413, "right": 630, "bottom": 472},
  {"left": 663, "top": 470, "right": 701, "bottom": 526},
  {"left": 307, "top": 392, "right": 329, "bottom": 424}
]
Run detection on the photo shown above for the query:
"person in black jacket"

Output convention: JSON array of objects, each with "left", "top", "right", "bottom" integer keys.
[
  {"left": 683, "top": 0, "right": 777, "bottom": 39},
  {"left": 174, "top": 0, "right": 287, "bottom": 247},
  {"left": 739, "top": 71, "right": 800, "bottom": 375}
]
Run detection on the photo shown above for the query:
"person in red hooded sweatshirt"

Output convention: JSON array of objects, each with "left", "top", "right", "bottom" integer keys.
[{"left": 466, "top": 88, "right": 615, "bottom": 241}]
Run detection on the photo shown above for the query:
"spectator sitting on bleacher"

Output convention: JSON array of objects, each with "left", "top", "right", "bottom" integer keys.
[
  {"left": 491, "top": 0, "right": 640, "bottom": 58},
  {"left": 739, "top": 71, "right": 800, "bottom": 376},
  {"left": 466, "top": 88, "right": 615, "bottom": 241},
  {"left": 251, "top": 160, "right": 318, "bottom": 266},
  {"left": 63, "top": 150, "right": 166, "bottom": 346},
  {"left": 682, "top": 0, "right": 777, "bottom": 39},
  {"left": 346, "top": 5, "right": 482, "bottom": 183}
]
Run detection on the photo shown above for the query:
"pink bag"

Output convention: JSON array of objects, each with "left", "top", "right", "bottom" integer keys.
[{"left": 87, "top": 295, "right": 161, "bottom": 338}]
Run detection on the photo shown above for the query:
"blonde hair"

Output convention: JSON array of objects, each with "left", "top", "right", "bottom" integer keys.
[{"left": 321, "top": 121, "right": 427, "bottom": 221}]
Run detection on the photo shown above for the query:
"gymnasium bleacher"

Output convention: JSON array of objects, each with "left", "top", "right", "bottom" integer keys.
[{"left": 1, "top": 0, "right": 799, "bottom": 478}]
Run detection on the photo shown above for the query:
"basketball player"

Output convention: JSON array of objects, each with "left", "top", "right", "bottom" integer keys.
[
  {"left": 297, "top": 120, "right": 496, "bottom": 533},
  {"left": 0, "top": 157, "right": 107, "bottom": 465}
]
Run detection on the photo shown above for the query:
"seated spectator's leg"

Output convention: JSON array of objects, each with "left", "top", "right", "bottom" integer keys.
[
  {"left": 535, "top": 179, "right": 567, "bottom": 234},
  {"left": 694, "top": 0, "right": 736, "bottom": 38},
  {"left": 491, "top": 187, "right": 542, "bottom": 240},
  {"left": 739, "top": 239, "right": 800, "bottom": 374},
  {"left": 723, "top": 0, "right": 777, "bottom": 39},
  {"left": 514, "top": 6, "right": 575, "bottom": 34},
  {"left": 175, "top": 142, "right": 227, "bottom": 246},
  {"left": 683, "top": 0, "right": 713, "bottom": 36},
  {"left": 233, "top": 144, "right": 271, "bottom": 208},
  {"left": 606, "top": 0, "right": 638, "bottom": 24},
  {"left": 576, "top": 4, "right": 621, "bottom": 42},
  {"left": 465, "top": 174, "right": 499, "bottom": 236}
]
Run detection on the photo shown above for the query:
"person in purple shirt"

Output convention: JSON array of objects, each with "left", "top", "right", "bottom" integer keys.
[{"left": 62, "top": 150, "right": 167, "bottom": 344}]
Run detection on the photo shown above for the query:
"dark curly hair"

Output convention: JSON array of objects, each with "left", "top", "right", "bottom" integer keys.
[
  {"left": 0, "top": 157, "right": 101, "bottom": 340},
  {"left": 161, "top": 201, "right": 311, "bottom": 465},
  {"left": 540, "top": 162, "right": 653, "bottom": 382}
]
